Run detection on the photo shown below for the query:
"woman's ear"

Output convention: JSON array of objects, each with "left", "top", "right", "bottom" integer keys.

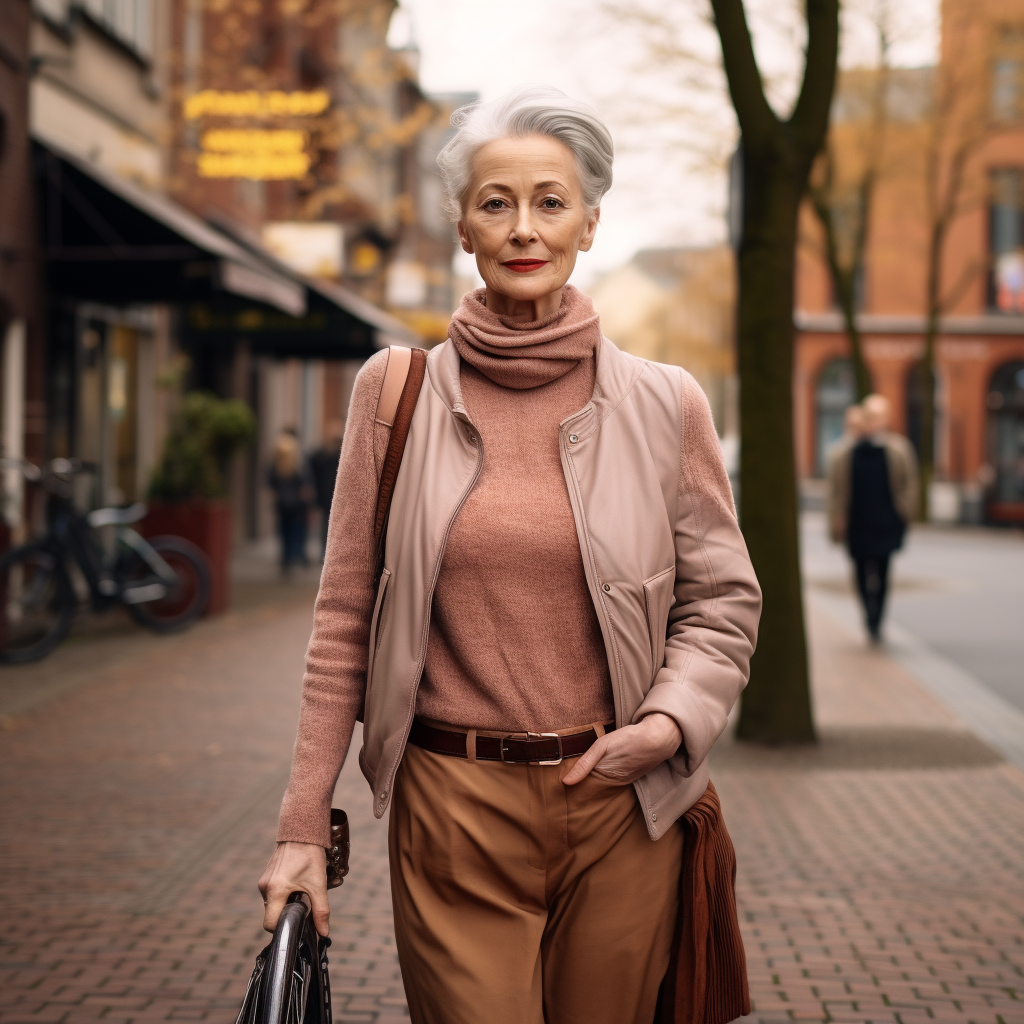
[
  {"left": 578, "top": 206, "right": 600, "bottom": 253},
  {"left": 456, "top": 220, "right": 474, "bottom": 254}
]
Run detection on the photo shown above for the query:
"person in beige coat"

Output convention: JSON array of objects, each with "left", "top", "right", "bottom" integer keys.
[
  {"left": 827, "top": 394, "right": 918, "bottom": 640},
  {"left": 259, "top": 86, "right": 761, "bottom": 1024}
]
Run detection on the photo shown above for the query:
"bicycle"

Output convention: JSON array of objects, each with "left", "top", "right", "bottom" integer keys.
[{"left": 0, "top": 457, "right": 211, "bottom": 664}]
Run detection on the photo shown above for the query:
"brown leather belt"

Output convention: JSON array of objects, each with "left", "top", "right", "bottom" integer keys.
[{"left": 408, "top": 718, "right": 613, "bottom": 765}]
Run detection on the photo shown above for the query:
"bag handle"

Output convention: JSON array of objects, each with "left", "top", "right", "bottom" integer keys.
[{"left": 373, "top": 345, "right": 427, "bottom": 549}]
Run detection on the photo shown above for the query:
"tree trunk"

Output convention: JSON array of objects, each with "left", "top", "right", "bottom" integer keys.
[
  {"left": 734, "top": 140, "right": 816, "bottom": 744},
  {"left": 711, "top": 0, "right": 837, "bottom": 745},
  {"left": 839, "top": 281, "right": 872, "bottom": 401},
  {"left": 810, "top": 178, "right": 873, "bottom": 401},
  {"left": 918, "top": 223, "right": 944, "bottom": 521},
  {"left": 918, "top": 317, "right": 938, "bottom": 521},
  {"left": 848, "top": 171, "right": 876, "bottom": 401}
]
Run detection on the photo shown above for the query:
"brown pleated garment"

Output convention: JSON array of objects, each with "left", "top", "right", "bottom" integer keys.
[{"left": 656, "top": 781, "right": 751, "bottom": 1024}]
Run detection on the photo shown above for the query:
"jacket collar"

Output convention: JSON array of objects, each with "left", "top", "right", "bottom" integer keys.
[{"left": 427, "top": 333, "right": 646, "bottom": 436}]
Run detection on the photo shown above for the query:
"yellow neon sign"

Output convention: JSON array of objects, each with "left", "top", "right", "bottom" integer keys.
[
  {"left": 201, "top": 129, "right": 307, "bottom": 153},
  {"left": 184, "top": 90, "right": 331, "bottom": 119},
  {"left": 197, "top": 152, "right": 312, "bottom": 180}
]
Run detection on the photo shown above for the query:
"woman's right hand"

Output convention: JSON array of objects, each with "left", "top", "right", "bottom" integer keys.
[{"left": 258, "top": 841, "right": 330, "bottom": 937}]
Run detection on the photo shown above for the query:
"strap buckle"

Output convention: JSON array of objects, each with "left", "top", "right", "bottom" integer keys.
[{"left": 500, "top": 732, "right": 563, "bottom": 766}]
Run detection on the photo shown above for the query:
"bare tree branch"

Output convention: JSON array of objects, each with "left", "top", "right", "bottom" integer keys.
[
  {"left": 709, "top": 0, "right": 778, "bottom": 148},
  {"left": 789, "top": 0, "right": 840, "bottom": 153}
]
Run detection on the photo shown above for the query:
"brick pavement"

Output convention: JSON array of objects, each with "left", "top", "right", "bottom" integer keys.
[
  {"left": 712, "top": 605, "right": 1024, "bottom": 1024},
  {"left": 1, "top": 584, "right": 1021, "bottom": 1024}
]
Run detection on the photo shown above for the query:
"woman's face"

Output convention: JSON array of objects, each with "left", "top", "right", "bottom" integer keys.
[{"left": 457, "top": 134, "right": 599, "bottom": 318}]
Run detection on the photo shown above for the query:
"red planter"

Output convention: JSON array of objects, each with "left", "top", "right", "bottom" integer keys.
[
  {"left": 142, "top": 499, "right": 232, "bottom": 615},
  {"left": 987, "top": 501, "right": 1024, "bottom": 524}
]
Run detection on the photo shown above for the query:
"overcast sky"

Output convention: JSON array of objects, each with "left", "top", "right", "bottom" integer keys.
[{"left": 389, "top": 0, "right": 940, "bottom": 288}]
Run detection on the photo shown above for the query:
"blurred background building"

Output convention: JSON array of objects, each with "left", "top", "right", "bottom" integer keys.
[
  {"left": 590, "top": 244, "right": 738, "bottom": 473},
  {"left": 796, "top": 0, "right": 1024, "bottom": 525},
  {"left": 1, "top": 0, "right": 467, "bottom": 545},
  {"left": 6, "top": 0, "right": 1024, "bottom": 555}
]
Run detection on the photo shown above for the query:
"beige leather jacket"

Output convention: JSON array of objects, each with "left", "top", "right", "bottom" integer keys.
[{"left": 359, "top": 337, "right": 761, "bottom": 840}]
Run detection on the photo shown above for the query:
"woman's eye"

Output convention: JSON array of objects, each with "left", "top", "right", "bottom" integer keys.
[
  {"left": 542, "top": 198, "right": 563, "bottom": 209},
  {"left": 484, "top": 199, "right": 506, "bottom": 211}
]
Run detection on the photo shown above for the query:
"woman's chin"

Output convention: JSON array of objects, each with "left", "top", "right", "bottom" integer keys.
[{"left": 486, "top": 271, "right": 569, "bottom": 305}]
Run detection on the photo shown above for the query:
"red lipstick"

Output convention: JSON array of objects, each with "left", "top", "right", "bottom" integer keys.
[{"left": 502, "top": 259, "right": 548, "bottom": 273}]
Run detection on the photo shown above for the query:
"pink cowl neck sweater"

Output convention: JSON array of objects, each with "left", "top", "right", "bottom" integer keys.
[
  {"left": 423, "top": 286, "right": 613, "bottom": 729},
  {"left": 277, "top": 285, "right": 613, "bottom": 846}
]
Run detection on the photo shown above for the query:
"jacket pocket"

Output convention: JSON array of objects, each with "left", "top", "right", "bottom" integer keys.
[
  {"left": 366, "top": 567, "right": 392, "bottom": 691},
  {"left": 643, "top": 566, "right": 676, "bottom": 681}
]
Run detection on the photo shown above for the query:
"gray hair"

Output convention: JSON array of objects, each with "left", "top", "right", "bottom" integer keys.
[{"left": 436, "top": 86, "right": 614, "bottom": 220}]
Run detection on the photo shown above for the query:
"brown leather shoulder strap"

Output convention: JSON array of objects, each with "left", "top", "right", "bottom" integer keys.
[
  {"left": 375, "top": 346, "right": 412, "bottom": 427},
  {"left": 374, "top": 346, "right": 427, "bottom": 546}
]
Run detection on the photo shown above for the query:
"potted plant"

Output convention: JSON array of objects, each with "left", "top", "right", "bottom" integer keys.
[{"left": 144, "top": 391, "right": 256, "bottom": 614}]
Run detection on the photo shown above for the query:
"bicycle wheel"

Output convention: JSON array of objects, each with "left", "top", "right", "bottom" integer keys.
[
  {"left": 0, "top": 544, "right": 75, "bottom": 664},
  {"left": 235, "top": 893, "right": 332, "bottom": 1024},
  {"left": 125, "top": 535, "right": 211, "bottom": 633}
]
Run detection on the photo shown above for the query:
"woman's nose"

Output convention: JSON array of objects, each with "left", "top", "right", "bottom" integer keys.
[{"left": 510, "top": 207, "right": 537, "bottom": 245}]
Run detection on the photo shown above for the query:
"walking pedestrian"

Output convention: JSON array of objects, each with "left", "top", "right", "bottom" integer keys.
[
  {"left": 259, "top": 86, "right": 761, "bottom": 1024},
  {"left": 307, "top": 420, "right": 344, "bottom": 560},
  {"left": 828, "top": 394, "right": 918, "bottom": 641},
  {"left": 267, "top": 428, "right": 312, "bottom": 575}
]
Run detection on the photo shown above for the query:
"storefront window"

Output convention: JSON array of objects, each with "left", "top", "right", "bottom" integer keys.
[
  {"left": 815, "top": 358, "right": 856, "bottom": 477},
  {"left": 988, "top": 361, "right": 1024, "bottom": 503},
  {"left": 76, "top": 318, "right": 141, "bottom": 508},
  {"left": 108, "top": 326, "right": 139, "bottom": 505}
]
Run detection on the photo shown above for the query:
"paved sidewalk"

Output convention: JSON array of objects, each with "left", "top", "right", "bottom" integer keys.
[
  {"left": 1, "top": 581, "right": 1021, "bottom": 1023},
  {"left": 713, "top": 601, "right": 1023, "bottom": 1024}
]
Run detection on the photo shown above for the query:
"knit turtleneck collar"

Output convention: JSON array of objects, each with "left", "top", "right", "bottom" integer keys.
[{"left": 448, "top": 285, "right": 601, "bottom": 389}]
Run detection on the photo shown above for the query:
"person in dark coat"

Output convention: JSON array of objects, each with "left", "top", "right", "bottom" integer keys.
[
  {"left": 307, "top": 419, "right": 343, "bottom": 561},
  {"left": 267, "top": 428, "right": 314, "bottom": 575},
  {"left": 828, "top": 394, "right": 918, "bottom": 641}
]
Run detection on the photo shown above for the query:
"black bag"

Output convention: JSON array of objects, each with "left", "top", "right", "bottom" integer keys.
[
  {"left": 236, "top": 811, "right": 350, "bottom": 1024},
  {"left": 235, "top": 892, "right": 331, "bottom": 1024}
]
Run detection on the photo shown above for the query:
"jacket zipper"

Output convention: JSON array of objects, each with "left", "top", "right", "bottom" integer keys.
[
  {"left": 376, "top": 418, "right": 485, "bottom": 814},
  {"left": 558, "top": 418, "right": 657, "bottom": 834}
]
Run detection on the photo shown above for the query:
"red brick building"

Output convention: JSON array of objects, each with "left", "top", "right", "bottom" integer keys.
[
  {"left": 795, "top": 0, "right": 1024, "bottom": 522},
  {"left": 163, "top": 0, "right": 462, "bottom": 539}
]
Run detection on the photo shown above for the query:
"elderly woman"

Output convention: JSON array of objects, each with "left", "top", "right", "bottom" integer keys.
[{"left": 260, "top": 86, "right": 761, "bottom": 1024}]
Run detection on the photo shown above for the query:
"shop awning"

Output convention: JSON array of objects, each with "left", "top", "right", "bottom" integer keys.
[
  {"left": 33, "top": 141, "right": 419, "bottom": 356},
  {"left": 203, "top": 217, "right": 422, "bottom": 349}
]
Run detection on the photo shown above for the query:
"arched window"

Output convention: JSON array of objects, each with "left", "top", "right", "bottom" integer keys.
[
  {"left": 988, "top": 361, "right": 1024, "bottom": 502},
  {"left": 815, "top": 358, "right": 856, "bottom": 475}
]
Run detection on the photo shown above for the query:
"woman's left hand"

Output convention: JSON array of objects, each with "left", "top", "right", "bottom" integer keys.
[{"left": 562, "top": 713, "right": 683, "bottom": 787}]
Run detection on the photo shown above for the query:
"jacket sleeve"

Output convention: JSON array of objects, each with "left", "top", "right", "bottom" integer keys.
[
  {"left": 631, "top": 370, "right": 761, "bottom": 774},
  {"left": 888, "top": 433, "right": 919, "bottom": 524},
  {"left": 825, "top": 441, "right": 850, "bottom": 544},
  {"left": 276, "top": 350, "right": 390, "bottom": 847}
]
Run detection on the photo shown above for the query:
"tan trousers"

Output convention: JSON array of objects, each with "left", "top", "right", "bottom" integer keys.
[{"left": 388, "top": 739, "right": 684, "bottom": 1024}]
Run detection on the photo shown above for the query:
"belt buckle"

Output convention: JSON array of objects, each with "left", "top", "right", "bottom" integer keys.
[{"left": 500, "top": 731, "right": 563, "bottom": 766}]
